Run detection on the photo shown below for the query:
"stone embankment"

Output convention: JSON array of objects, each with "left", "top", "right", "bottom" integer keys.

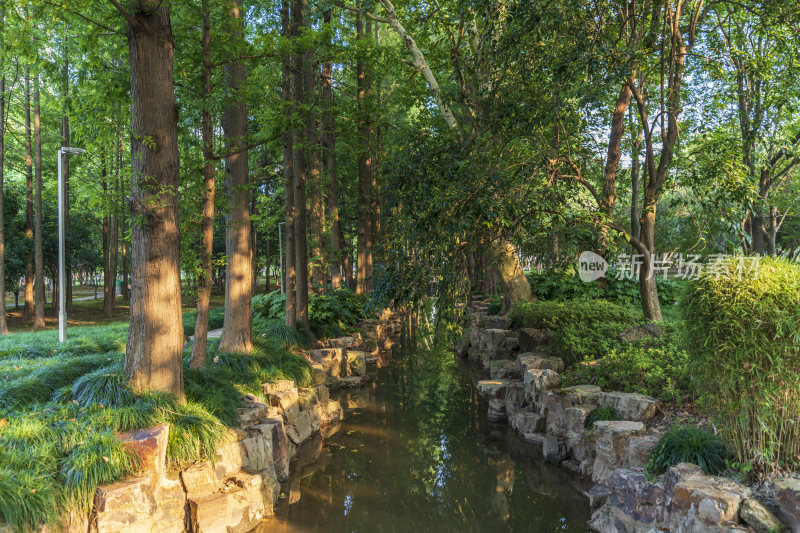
[
  {"left": 462, "top": 295, "right": 799, "bottom": 533},
  {"left": 0, "top": 314, "right": 403, "bottom": 533}
]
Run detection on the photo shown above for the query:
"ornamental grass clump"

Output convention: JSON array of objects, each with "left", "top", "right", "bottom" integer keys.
[
  {"left": 682, "top": 256, "right": 800, "bottom": 474},
  {"left": 646, "top": 425, "right": 728, "bottom": 475}
]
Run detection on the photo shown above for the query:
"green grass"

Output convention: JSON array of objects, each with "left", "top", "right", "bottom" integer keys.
[
  {"left": 646, "top": 425, "right": 728, "bottom": 475},
  {"left": 585, "top": 406, "right": 620, "bottom": 428},
  {"left": 0, "top": 318, "right": 312, "bottom": 532}
]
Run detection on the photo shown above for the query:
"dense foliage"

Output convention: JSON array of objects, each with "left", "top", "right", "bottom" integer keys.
[
  {"left": 683, "top": 257, "right": 800, "bottom": 473},
  {"left": 526, "top": 270, "right": 684, "bottom": 307}
]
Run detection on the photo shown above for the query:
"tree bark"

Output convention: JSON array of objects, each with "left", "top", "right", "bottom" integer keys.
[
  {"left": 0, "top": 66, "right": 6, "bottom": 334},
  {"left": 123, "top": 2, "right": 184, "bottom": 400},
  {"left": 63, "top": 35, "right": 73, "bottom": 313},
  {"left": 767, "top": 205, "right": 778, "bottom": 256},
  {"left": 191, "top": 0, "right": 217, "bottom": 368},
  {"left": 630, "top": 111, "right": 642, "bottom": 242},
  {"left": 33, "top": 69, "right": 45, "bottom": 329},
  {"left": 282, "top": 0, "right": 297, "bottom": 328},
  {"left": 322, "top": 7, "right": 344, "bottom": 290},
  {"left": 304, "top": 43, "right": 324, "bottom": 292},
  {"left": 356, "top": 11, "right": 373, "bottom": 295},
  {"left": 292, "top": 0, "right": 310, "bottom": 331},
  {"left": 493, "top": 240, "right": 531, "bottom": 315},
  {"left": 24, "top": 68, "right": 33, "bottom": 322},
  {"left": 219, "top": 0, "right": 253, "bottom": 354}
]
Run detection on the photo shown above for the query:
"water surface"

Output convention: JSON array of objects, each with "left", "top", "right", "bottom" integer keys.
[{"left": 260, "top": 337, "right": 590, "bottom": 532}]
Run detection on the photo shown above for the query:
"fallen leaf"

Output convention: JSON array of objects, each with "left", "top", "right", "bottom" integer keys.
[
  {"left": 0, "top": 419, "right": 6, "bottom": 427},
  {"left": 102, "top": 456, "right": 109, "bottom": 462}
]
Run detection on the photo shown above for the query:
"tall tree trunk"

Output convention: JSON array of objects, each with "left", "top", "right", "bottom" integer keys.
[
  {"left": 322, "top": 7, "right": 344, "bottom": 290},
  {"left": 219, "top": 0, "right": 253, "bottom": 354},
  {"left": 251, "top": 192, "right": 258, "bottom": 295},
  {"left": 630, "top": 111, "right": 642, "bottom": 242},
  {"left": 282, "top": 0, "right": 297, "bottom": 328},
  {"left": 0, "top": 65, "right": 6, "bottom": 334},
  {"left": 121, "top": 181, "right": 129, "bottom": 301},
  {"left": 63, "top": 33, "right": 73, "bottom": 313},
  {"left": 292, "top": 0, "right": 310, "bottom": 331},
  {"left": 24, "top": 68, "right": 33, "bottom": 322},
  {"left": 304, "top": 47, "right": 324, "bottom": 292},
  {"left": 33, "top": 69, "right": 45, "bottom": 329},
  {"left": 768, "top": 205, "right": 778, "bottom": 256},
  {"left": 122, "top": 2, "right": 184, "bottom": 400},
  {"left": 637, "top": 205, "right": 661, "bottom": 321},
  {"left": 106, "top": 175, "right": 119, "bottom": 319},
  {"left": 102, "top": 159, "right": 111, "bottom": 316},
  {"left": 355, "top": 11, "right": 373, "bottom": 295},
  {"left": 191, "top": 0, "right": 216, "bottom": 368},
  {"left": 493, "top": 240, "right": 531, "bottom": 314}
]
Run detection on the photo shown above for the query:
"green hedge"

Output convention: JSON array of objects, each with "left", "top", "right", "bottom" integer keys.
[
  {"left": 510, "top": 299, "right": 638, "bottom": 330},
  {"left": 683, "top": 257, "right": 800, "bottom": 472},
  {"left": 526, "top": 269, "right": 683, "bottom": 306}
]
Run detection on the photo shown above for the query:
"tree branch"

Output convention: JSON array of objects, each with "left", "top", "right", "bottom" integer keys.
[
  {"left": 336, "top": 3, "right": 391, "bottom": 24},
  {"left": 108, "top": 0, "right": 140, "bottom": 29}
]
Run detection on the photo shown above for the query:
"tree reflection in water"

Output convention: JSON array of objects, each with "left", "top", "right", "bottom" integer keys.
[{"left": 257, "top": 331, "right": 590, "bottom": 532}]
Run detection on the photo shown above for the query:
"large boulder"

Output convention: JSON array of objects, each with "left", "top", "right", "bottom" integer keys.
[
  {"left": 589, "top": 468, "right": 667, "bottom": 532},
  {"left": 188, "top": 474, "right": 268, "bottom": 533},
  {"left": 618, "top": 323, "right": 663, "bottom": 343},
  {"left": 118, "top": 423, "right": 170, "bottom": 481},
  {"left": 518, "top": 328, "right": 550, "bottom": 352},
  {"left": 667, "top": 472, "right": 752, "bottom": 532},
  {"left": 596, "top": 391, "right": 660, "bottom": 423},
  {"left": 774, "top": 478, "right": 800, "bottom": 532},
  {"left": 592, "top": 421, "right": 646, "bottom": 483},
  {"left": 308, "top": 348, "right": 344, "bottom": 378},
  {"left": 510, "top": 410, "right": 545, "bottom": 436},
  {"left": 254, "top": 417, "right": 289, "bottom": 481},
  {"left": 523, "top": 368, "right": 561, "bottom": 404},
  {"left": 94, "top": 476, "right": 185, "bottom": 533},
  {"left": 740, "top": 498, "right": 784, "bottom": 533},
  {"left": 486, "top": 315, "right": 512, "bottom": 330},
  {"left": 345, "top": 350, "right": 368, "bottom": 376}
]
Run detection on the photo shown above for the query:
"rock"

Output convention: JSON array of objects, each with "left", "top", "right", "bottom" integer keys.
[
  {"left": 486, "top": 315, "right": 512, "bottom": 330},
  {"left": 118, "top": 423, "right": 170, "bottom": 480},
  {"left": 510, "top": 410, "right": 545, "bottom": 435},
  {"left": 504, "top": 335, "right": 520, "bottom": 352},
  {"left": 238, "top": 401, "right": 270, "bottom": 427},
  {"left": 592, "top": 421, "right": 646, "bottom": 483},
  {"left": 523, "top": 368, "right": 561, "bottom": 403},
  {"left": 565, "top": 405, "right": 595, "bottom": 434},
  {"left": 268, "top": 388, "right": 300, "bottom": 420},
  {"left": 543, "top": 435, "right": 569, "bottom": 463},
  {"left": 338, "top": 374, "right": 368, "bottom": 388},
  {"left": 308, "top": 348, "right": 344, "bottom": 378},
  {"left": 489, "top": 360, "right": 518, "bottom": 379},
  {"left": 740, "top": 498, "right": 784, "bottom": 533},
  {"left": 518, "top": 328, "right": 550, "bottom": 352},
  {"left": 255, "top": 417, "right": 289, "bottom": 481},
  {"left": 668, "top": 473, "right": 752, "bottom": 532},
  {"left": 95, "top": 476, "right": 185, "bottom": 533},
  {"left": 774, "top": 478, "right": 800, "bottom": 533},
  {"left": 454, "top": 335, "right": 470, "bottom": 357},
  {"left": 262, "top": 379, "right": 295, "bottom": 396},
  {"left": 284, "top": 408, "right": 318, "bottom": 445},
  {"left": 345, "top": 350, "right": 368, "bottom": 376},
  {"left": 527, "top": 356, "right": 565, "bottom": 373},
  {"left": 517, "top": 353, "right": 544, "bottom": 369},
  {"left": 561, "top": 384, "right": 603, "bottom": 404},
  {"left": 188, "top": 473, "right": 267, "bottom": 533},
  {"left": 330, "top": 336, "right": 356, "bottom": 349},
  {"left": 309, "top": 363, "right": 327, "bottom": 385},
  {"left": 618, "top": 323, "right": 663, "bottom": 343},
  {"left": 605, "top": 468, "right": 666, "bottom": 527},
  {"left": 482, "top": 329, "right": 512, "bottom": 358},
  {"left": 586, "top": 484, "right": 611, "bottom": 511},
  {"left": 627, "top": 434, "right": 660, "bottom": 468},
  {"left": 504, "top": 381, "right": 526, "bottom": 417},
  {"left": 597, "top": 391, "right": 660, "bottom": 423},
  {"left": 180, "top": 461, "right": 218, "bottom": 498},
  {"left": 477, "top": 379, "right": 510, "bottom": 399}
]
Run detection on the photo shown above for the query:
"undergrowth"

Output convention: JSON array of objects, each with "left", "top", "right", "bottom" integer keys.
[
  {"left": 0, "top": 320, "right": 311, "bottom": 532},
  {"left": 646, "top": 425, "right": 728, "bottom": 475}
]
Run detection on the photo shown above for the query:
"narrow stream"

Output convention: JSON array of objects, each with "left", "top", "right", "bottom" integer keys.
[{"left": 259, "top": 336, "right": 590, "bottom": 532}]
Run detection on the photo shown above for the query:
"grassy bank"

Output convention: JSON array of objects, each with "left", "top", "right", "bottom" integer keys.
[{"left": 0, "top": 321, "right": 310, "bottom": 532}]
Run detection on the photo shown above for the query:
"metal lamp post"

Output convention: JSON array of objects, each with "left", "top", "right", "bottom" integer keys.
[{"left": 58, "top": 147, "right": 86, "bottom": 342}]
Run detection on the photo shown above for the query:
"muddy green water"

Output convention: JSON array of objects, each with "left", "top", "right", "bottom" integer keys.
[{"left": 259, "top": 339, "right": 590, "bottom": 532}]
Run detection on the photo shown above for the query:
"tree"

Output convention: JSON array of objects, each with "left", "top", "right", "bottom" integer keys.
[
  {"left": 112, "top": 0, "right": 185, "bottom": 400},
  {"left": 219, "top": 0, "right": 253, "bottom": 354},
  {"left": 0, "top": 4, "right": 6, "bottom": 335},
  {"left": 33, "top": 67, "right": 45, "bottom": 329}
]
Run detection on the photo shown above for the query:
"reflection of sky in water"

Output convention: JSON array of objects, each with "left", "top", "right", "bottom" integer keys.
[
  {"left": 433, "top": 433, "right": 450, "bottom": 498},
  {"left": 343, "top": 493, "right": 352, "bottom": 516}
]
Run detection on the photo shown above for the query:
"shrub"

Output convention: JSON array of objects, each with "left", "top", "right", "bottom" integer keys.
[
  {"left": 683, "top": 256, "right": 800, "bottom": 472},
  {"left": 487, "top": 294, "right": 503, "bottom": 315},
  {"left": 586, "top": 407, "right": 619, "bottom": 428},
  {"left": 510, "top": 299, "right": 638, "bottom": 330},
  {"left": 646, "top": 426, "right": 728, "bottom": 475},
  {"left": 561, "top": 330, "right": 690, "bottom": 404},
  {"left": 552, "top": 321, "right": 629, "bottom": 365},
  {"left": 526, "top": 269, "right": 683, "bottom": 306}
]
